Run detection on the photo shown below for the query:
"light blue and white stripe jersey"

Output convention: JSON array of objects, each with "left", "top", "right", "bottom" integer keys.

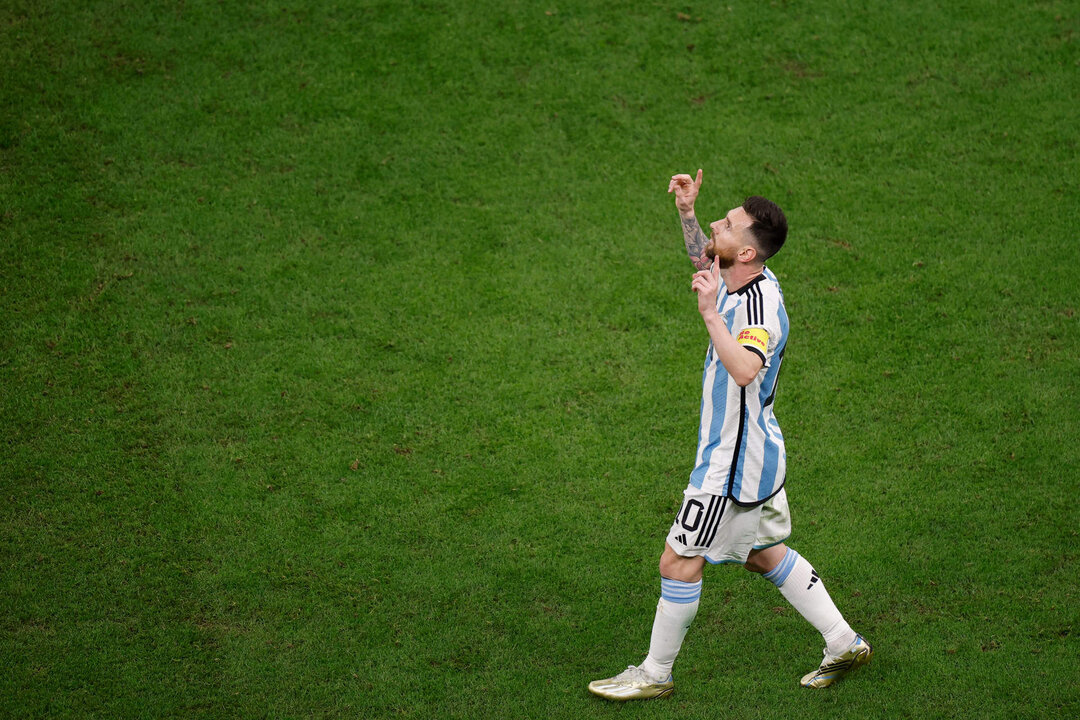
[{"left": 690, "top": 266, "right": 789, "bottom": 506}]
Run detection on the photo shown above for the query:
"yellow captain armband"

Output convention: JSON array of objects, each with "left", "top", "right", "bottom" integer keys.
[{"left": 736, "top": 327, "right": 769, "bottom": 355}]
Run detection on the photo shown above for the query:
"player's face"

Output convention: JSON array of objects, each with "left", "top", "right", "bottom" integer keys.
[{"left": 707, "top": 207, "right": 755, "bottom": 268}]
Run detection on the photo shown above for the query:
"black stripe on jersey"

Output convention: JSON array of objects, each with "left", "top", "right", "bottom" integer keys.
[
  {"left": 694, "top": 495, "right": 720, "bottom": 546},
  {"left": 741, "top": 283, "right": 763, "bottom": 327},
  {"left": 728, "top": 478, "right": 786, "bottom": 508},
  {"left": 703, "top": 496, "right": 728, "bottom": 546},
  {"left": 725, "top": 386, "right": 748, "bottom": 500},
  {"left": 762, "top": 345, "right": 785, "bottom": 407}
]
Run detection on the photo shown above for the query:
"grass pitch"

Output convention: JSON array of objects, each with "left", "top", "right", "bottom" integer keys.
[{"left": 2, "top": 1, "right": 1078, "bottom": 718}]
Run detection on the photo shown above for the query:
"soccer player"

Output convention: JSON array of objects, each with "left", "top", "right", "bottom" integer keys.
[{"left": 587, "top": 170, "right": 872, "bottom": 701}]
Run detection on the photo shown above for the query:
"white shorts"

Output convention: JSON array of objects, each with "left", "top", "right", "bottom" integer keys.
[{"left": 665, "top": 485, "right": 791, "bottom": 565}]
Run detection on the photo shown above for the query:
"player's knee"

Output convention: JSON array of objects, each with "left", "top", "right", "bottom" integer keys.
[
  {"left": 659, "top": 545, "right": 705, "bottom": 582},
  {"left": 658, "top": 551, "right": 676, "bottom": 577},
  {"left": 742, "top": 556, "right": 768, "bottom": 574},
  {"left": 742, "top": 551, "right": 773, "bottom": 574},
  {"left": 744, "top": 544, "right": 787, "bottom": 574},
  {"left": 658, "top": 545, "right": 687, "bottom": 579}
]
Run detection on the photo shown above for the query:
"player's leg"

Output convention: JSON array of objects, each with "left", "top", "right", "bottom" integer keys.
[
  {"left": 588, "top": 491, "right": 713, "bottom": 702},
  {"left": 637, "top": 544, "right": 705, "bottom": 680},
  {"left": 747, "top": 542, "right": 857, "bottom": 654},
  {"left": 743, "top": 491, "right": 871, "bottom": 687},
  {"left": 587, "top": 545, "right": 701, "bottom": 701}
]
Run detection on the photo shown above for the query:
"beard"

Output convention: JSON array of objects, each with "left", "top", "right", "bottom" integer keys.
[{"left": 705, "top": 243, "right": 736, "bottom": 269}]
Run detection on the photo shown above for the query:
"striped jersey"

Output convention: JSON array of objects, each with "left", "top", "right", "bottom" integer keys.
[{"left": 690, "top": 266, "right": 789, "bottom": 506}]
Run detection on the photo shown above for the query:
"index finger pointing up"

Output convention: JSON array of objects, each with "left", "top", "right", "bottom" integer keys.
[{"left": 694, "top": 168, "right": 703, "bottom": 189}]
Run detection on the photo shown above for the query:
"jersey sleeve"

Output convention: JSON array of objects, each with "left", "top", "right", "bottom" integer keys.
[
  {"left": 735, "top": 283, "right": 783, "bottom": 366},
  {"left": 736, "top": 326, "right": 770, "bottom": 364}
]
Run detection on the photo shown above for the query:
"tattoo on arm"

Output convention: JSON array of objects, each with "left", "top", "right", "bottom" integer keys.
[{"left": 681, "top": 215, "right": 710, "bottom": 269}]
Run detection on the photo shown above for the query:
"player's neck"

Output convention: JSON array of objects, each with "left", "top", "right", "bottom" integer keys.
[{"left": 720, "top": 263, "right": 765, "bottom": 293}]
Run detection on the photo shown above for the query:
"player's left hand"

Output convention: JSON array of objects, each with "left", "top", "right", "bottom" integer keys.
[
  {"left": 691, "top": 258, "right": 720, "bottom": 316},
  {"left": 668, "top": 168, "right": 702, "bottom": 214}
]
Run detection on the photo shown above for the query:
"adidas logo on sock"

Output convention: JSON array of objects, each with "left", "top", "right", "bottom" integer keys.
[{"left": 807, "top": 569, "right": 820, "bottom": 590}]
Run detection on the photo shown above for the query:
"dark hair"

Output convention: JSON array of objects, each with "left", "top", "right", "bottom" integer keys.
[{"left": 742, "top": 196, "right": 787, "bottom": 261}]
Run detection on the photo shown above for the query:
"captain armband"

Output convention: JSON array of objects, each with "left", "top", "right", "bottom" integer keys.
[{"left": 736, "top": 327, "right": 769, "bottom": 359}]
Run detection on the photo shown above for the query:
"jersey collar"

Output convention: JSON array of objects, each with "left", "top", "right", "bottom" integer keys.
[{"left": 728, "top": 268, "right": 767, "bottom": 296}]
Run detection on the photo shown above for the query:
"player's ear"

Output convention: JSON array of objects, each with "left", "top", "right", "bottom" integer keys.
[{"left": 739, "top": 245, "right": 758, "bottom": 263}]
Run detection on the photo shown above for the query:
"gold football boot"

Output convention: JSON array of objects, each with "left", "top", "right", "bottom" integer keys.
[
  {"left": 800, "top": 634, "right": 873, "bottom": 688},
  {"left": 588, "top": 665, "right": 674, "bottom": 701}
]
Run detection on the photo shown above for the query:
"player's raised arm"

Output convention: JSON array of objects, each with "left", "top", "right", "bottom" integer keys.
[{"left": 668, "top": 169, "right": 710, "bottom": 270}]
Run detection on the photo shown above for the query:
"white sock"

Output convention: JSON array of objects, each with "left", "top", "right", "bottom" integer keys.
[
  {"left": 638, "top": 577, "right": 701, "bottom": 680},
  {"left": 763, "top": 548, "right": 856, "bottom": 656}
]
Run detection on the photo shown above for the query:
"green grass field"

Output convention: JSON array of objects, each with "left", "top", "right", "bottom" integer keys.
[{"left": 2, "top": 1, "right": 1078, "bottom": 717}]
